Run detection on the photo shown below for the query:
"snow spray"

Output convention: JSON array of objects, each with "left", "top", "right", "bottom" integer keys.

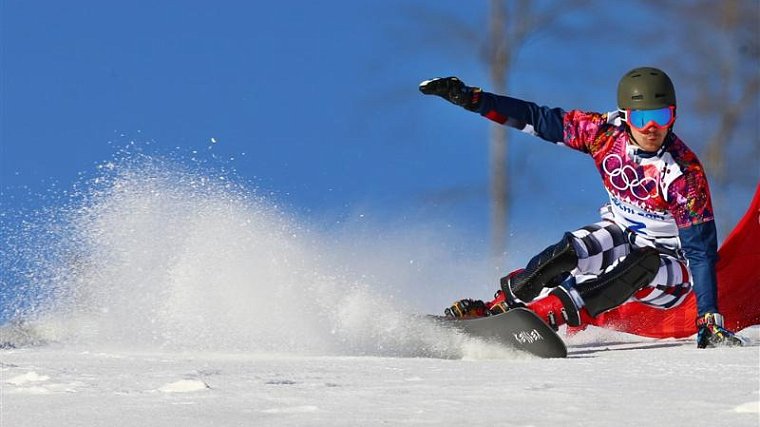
[{"left": 2, "top": 150, "right": 510, "bottom": 358}]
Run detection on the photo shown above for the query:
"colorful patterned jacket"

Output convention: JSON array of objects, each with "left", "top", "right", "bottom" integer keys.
[{"left": 477, "top": 93, "right": 719, "bottom": 315}]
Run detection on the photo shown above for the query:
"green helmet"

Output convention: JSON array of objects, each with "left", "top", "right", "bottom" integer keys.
[{"left": 617, "top": 67, "right": 676, "bottom": 110}]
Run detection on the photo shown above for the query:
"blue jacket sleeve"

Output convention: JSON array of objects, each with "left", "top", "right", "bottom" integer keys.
[
  {"left": 477, "top": 92, "right": 566, "bottom": 143},
  {"left": 678, "top": 220, "right": 719, "bottom": 315}
]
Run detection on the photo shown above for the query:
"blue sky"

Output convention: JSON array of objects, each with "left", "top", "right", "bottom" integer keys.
[
  {"left": 2, "top": 2, "right": 488, "bottom": 212},
  {"left": 2, "top": 1, "right": 756, "bottom": 259}
]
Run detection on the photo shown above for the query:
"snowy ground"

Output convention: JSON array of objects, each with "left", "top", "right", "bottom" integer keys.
[{"left": 2, "top": 328, "right": 758, "bottom": 427}]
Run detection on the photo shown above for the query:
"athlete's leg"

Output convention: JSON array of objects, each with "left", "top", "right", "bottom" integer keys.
[
  {"left": 569, "top": 221, "right": 631, "bottom": 276},
  {"left": 522, "top": 246, "right": 661, "bottom": 328},
  {"left": 502, "top": 221, "right": 631, "bottom": 303},
  {"left": 630, "top": 253, "right": 692, "bottom": 309}
]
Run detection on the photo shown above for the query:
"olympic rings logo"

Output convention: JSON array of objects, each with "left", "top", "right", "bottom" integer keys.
[{"left": 602, "top": 154, "right": 659, "bottom": 201}]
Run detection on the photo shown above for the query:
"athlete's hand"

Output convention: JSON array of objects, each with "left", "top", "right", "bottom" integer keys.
[{"left": 419, "top": 77, "right": 482, "bottom": 111}]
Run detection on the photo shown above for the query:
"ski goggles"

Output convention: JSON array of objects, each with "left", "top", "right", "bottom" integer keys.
[{"left": 623, "top": 106, "right": 676, "bottom": 131}]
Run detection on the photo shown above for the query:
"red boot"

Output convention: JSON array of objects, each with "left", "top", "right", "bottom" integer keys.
[{"left": 525, "top": 288, "right": 594, "bottom": 330}]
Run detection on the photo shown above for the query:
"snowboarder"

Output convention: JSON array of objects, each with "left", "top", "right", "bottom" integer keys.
[{"left": 419, "top": 67, "right": 742, "bottom": 348}]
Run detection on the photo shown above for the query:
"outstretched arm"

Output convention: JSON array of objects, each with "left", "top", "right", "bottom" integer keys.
[
  {"left": 476, "top": 92, "right": 565, "bottom": 143},
  {"left": 419, "top": 76, "right": 566, "bottom": 143},
  {"left": 420, "top": 76, "right": 613, "bottom": 154}
]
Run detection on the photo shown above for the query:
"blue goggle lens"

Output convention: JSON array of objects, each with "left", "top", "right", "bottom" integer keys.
[{"left": 627, "top": 107, "right": 674, "bottom": 129}]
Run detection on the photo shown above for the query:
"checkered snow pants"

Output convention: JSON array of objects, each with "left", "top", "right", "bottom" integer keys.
[{"left": 568, "top": 220, "right": 692, "bottom": 310}]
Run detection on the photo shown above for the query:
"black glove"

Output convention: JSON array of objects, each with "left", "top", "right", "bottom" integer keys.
[
  {"left": 419, "top": 77, "right": 482, "bottom": 112},
  {"left": 695, "top": 313, "right": 744, "bottom": 348}
]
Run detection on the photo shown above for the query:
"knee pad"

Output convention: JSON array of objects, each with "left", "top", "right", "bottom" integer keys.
[{"left": 576, "top": 246, "right": 661, "bottom": 316}]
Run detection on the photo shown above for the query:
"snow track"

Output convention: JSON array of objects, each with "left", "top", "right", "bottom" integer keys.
[{"left": 1, "top": 338, "right": 758, "bottom": 427}]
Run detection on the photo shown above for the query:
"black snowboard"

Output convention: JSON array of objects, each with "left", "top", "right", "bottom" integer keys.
[{"left": 430, "top": 308, "right": 567, "bottom": 358}]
